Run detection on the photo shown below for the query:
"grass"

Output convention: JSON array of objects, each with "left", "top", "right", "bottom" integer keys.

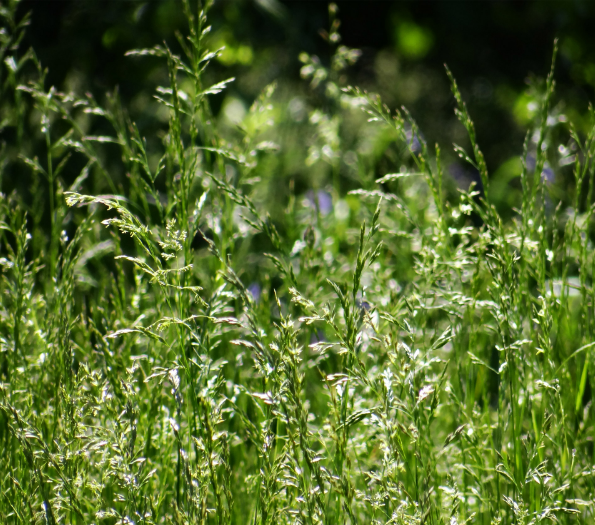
[{"left": 1, "top": 1, "right": 595, "bottom": 524}]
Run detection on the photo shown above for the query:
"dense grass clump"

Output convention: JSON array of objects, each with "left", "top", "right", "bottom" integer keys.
[{"left": 1, "top": 1, "right": 595, "bottom": 524}]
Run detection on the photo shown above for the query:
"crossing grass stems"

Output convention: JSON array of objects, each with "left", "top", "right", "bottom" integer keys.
[{"left": 1, "top": 1, "right": 595, "bottom": 524}]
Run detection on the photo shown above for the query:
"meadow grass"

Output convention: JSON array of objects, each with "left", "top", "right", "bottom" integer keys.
[{"left": 1, "top": 1, "right": 595, "bottom": 524}]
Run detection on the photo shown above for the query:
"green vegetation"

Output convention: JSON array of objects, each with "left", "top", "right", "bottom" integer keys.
[{"left": 1, "top": 1, "right": 595, "bottom": 523}]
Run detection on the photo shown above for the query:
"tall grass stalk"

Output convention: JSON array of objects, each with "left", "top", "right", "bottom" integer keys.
[{"left": 1, "top": 2, "right": 595, "bottom": 524}]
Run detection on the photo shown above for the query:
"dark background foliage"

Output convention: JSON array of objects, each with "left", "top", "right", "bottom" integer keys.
[{"left": 7, "top": 0, "right": 595, "bottom": 215}]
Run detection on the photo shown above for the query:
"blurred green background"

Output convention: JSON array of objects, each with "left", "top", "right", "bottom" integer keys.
[{"left": 5, "top": 0, "right": 595, "bottom": 219}]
